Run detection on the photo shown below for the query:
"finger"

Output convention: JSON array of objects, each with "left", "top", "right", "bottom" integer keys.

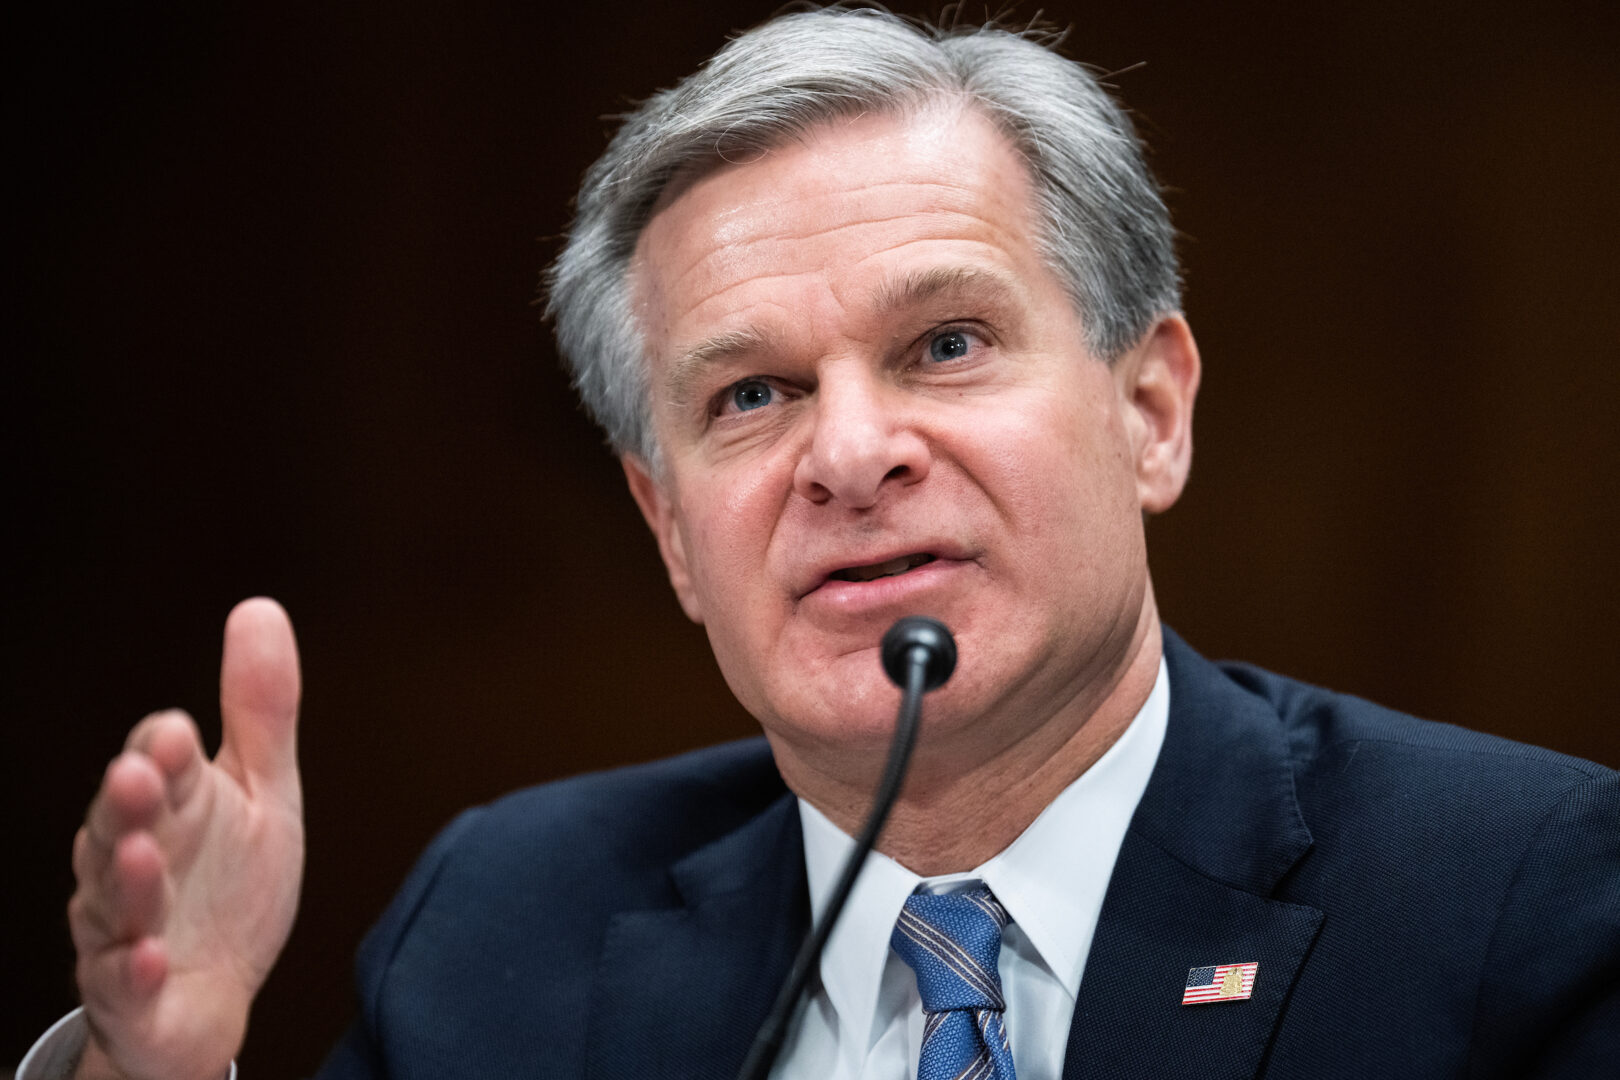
[
  {"left": 111, "top": 831, "right": 167, "bottom": 935},
  {"left": 70, "top": 827, "right": 123, "bottom": 954},
  {"left": 73, "top": 826, "right": 95, "bottom": 885},
  {"left": 213, "top": 597, "right": 302, "bottom": 803},
  {"left": 123, "top": 707, "right": 182, "bottom": 753},
  {"left": 72, "top": 828, "right": 168, "bottom": 947},
  {"left": 69, "top": 884, "right": 115, "bottom": 955},
  {"left": 77, "top": 935, "right": 169, "bottom": 1015},
  {"left": 127, "top": 709, "right": 207, "bottom": 809},
  {"left": 126, "top": 935, "right": 168, "bottom": 996},
  {"left": 83, "top": 751, "right": 165, "bottom": 856}
]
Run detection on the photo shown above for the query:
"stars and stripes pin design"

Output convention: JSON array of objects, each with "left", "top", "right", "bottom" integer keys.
[{"left": 1182, "top": 962, "right": 1259, "bottom": 1004}]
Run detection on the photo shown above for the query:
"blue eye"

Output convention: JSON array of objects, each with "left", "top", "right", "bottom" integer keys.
[
  {"left": 731, "top": 380, "right": 773, "bottom": 412},
  {"left": 928, "top": 331, "right": 972, "bottom": 362}
]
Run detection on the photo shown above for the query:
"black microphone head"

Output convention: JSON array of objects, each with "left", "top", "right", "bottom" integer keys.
[{"left": 881, "top": 616, "right": 957, "bottom": 692}]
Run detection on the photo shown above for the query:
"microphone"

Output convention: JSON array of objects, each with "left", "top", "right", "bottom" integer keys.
[
  {"left": 737, "top": 616, "right": 956, "bottom": 1080},
  {"left": 881, "top": 614, "right": 958, "bottom": 693}
]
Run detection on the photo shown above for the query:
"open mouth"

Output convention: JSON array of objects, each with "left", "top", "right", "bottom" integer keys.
[{"left": 827, "top": 553, "right": 936, "bottom": 583}]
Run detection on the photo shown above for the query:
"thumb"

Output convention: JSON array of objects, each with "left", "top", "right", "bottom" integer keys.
[{"left": 215, "top": 596, "right": 302, "bottom": 804}]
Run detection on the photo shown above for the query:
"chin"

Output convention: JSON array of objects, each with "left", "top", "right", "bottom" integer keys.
[{"left": 758, "top": 674, "right": 907, "bottom": 751}]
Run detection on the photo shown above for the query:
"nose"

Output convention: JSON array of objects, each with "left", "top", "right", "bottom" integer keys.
[{"left": 792, "top": 366, "right": 931, "bottom": 508}]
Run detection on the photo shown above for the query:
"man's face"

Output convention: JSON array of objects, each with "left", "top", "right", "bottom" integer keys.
[{"left": 625, "top": 105, "right": 1195, "bottom": 781}]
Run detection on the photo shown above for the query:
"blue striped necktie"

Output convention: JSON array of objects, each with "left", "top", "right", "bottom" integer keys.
[{"left": 890, "top": 886, "right": 1018, "bottom": 1080}]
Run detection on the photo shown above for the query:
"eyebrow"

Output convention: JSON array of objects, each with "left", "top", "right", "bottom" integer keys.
[
  {"left": 664, "top": 326, "right": 785, "bottom": 412},
  {"left": 660, "top": 265, "right": 1027, "bottom": 410},
  {"left": 868, "top": 264, "right": 1026, "bottom": 317}
]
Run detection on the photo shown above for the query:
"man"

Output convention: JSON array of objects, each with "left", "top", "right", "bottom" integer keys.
[{"left": 28, "top": 8, "right": 1618, "bottom": 1079}]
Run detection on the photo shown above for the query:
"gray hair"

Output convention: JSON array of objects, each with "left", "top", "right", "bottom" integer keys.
[{"left": 545, "top": 6, "right": 1181, "bottom": 463}]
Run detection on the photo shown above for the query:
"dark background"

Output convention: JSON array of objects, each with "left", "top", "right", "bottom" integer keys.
[{"left": 8, "top": 0, "right": 1617, "bottom": 1072}]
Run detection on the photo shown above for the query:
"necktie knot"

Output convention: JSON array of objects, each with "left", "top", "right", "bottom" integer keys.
[
  {"left": 890, "top": 885, "right": 1018, "bottom": 1079},
  {"left": 891, "top": 887, "right": 1010, "bottom": 1012}
]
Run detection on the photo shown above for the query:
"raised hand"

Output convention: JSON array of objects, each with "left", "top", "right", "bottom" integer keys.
[{"left": 68, "top": 598, "right": 305, "bottom": 1080}]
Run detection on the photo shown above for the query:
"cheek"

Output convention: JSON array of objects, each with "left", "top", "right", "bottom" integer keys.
[
  {"left": 677, "top": 465, "right": 788, "bottom": 624},
  {"left": 966, "top": 379, "right": 1142, "bottom": 577},
  {"left": 990, "top": 378, "right": 1132, "bottom": 498}
]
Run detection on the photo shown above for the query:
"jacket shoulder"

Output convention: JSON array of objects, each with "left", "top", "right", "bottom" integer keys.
[
  {"left": 331, "top": 738, "right": 791, "bottom": 1078},
  {"left": 1216, "top": 658, "right": 1613, "bottom": 787},
  {"left": 1170, "top": 643, "right": 1619, "bottom": 1077},
  {"left": 440, "top": 736, "right": 786, "bottom": 897}
]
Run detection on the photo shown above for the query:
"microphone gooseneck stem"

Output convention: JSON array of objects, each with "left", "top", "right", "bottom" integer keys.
[{"left": 734, "top": 648, "right": 929, "bottom": 1080}]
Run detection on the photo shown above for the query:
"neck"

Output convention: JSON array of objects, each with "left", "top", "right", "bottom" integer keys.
[{"left": 783, "top": 604, "right": 1164, "bottom": 877}]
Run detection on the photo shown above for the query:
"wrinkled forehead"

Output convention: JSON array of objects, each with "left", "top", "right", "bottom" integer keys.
[{"left": 627, "top": 103, "right": 1043, "bottom": 347}]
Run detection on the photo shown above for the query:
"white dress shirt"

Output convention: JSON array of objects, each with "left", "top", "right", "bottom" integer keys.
[
  {"left": 22, "top": 660, "right": 1167, "bottom": 1080},
  {"left": 772, "top": 657, "right": 1169, "bottom": 1080}
]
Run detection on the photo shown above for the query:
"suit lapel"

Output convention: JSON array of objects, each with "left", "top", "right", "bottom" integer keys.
[
  {"left": 1062, "top": 630, "right": 1324, "bottom": 1080},
  {"left": 584, "top": 791, "right": 808, "bottom": 1080}
]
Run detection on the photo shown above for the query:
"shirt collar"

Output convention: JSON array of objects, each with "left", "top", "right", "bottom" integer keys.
[{"left": 798, "top": 655, "right": 1170, "bottom": 1049}]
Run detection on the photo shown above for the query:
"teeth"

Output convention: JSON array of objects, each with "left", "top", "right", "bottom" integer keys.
[{"left": 831, "top": 553, "right": 935, "bottom": 583}]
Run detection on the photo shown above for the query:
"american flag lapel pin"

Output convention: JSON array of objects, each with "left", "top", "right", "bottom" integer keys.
[{"left": 1182, "top": 962, "right": 1259, "bottom": 1004}]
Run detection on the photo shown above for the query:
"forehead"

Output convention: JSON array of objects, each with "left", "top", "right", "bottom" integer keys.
[{"left": 629, "top": 104, "right": 1049, "bottom": 359}]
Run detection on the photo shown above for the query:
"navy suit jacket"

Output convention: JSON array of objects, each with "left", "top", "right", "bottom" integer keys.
[{"left": 314, "top": 631, "right": 1618, "bottom": 1078}]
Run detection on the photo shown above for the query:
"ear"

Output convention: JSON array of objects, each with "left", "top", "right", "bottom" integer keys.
[
  {"left": 1116, "top": 315, "right": 1201, "bottom": 514},
  {"left": 622, "top": 454, "right": 705, "bottom": 624}
]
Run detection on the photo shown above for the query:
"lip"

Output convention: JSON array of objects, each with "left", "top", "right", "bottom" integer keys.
[
  {"left": 805, "top": 555, "right": 974, "bottom": 613},
  {"left": 794, "top": 540, "right": 977, "bottom": 597},
  {"left": 793, "top": 542, "right": 980, "bottom": 617}
]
